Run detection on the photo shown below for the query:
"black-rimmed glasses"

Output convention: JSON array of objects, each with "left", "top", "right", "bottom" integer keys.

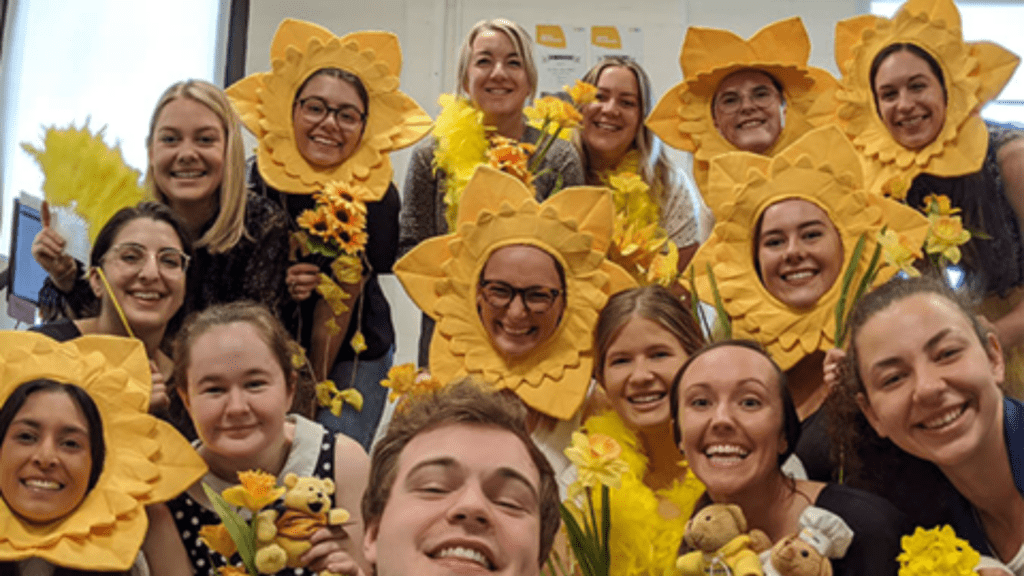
[
  {"left": 479, "top": 280, "right": 562, "bottom": 313},
  {"left": 296, "top": 96, "right": 367, "bottom": 129}
]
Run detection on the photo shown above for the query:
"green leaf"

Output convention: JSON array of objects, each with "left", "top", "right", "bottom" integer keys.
[
  {"left": 706, "top": 264, "right": 731, "bottom": 339},
  {"left": 203, "top": 483, "right": 258, "bottom": 575},
  {"left": 599, "top": 484, "right": 611, "bottom": 576},
  {"left": 834, "top": 233, "right": 867, "bottom": 344},
  {"left": 688, "top": 266, "right": 711, "bottom": 337},
  {"left": 845, "top": 240, "right": 883, "bottom": 343},
  {"left": 559, "top": 503, "right": 599, "bottom": 576},
  {"left": 303, "top": 234, "right": 341, "bottom": 259}
]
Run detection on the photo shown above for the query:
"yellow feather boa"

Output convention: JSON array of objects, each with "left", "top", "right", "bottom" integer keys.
[{"left": 583, "top": 411, "right": 705, "bottom": 576}]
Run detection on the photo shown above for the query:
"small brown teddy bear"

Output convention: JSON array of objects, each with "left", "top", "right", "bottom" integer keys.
[
  {"left": 766, "top": 536, "right": 832, "bottom": 576},
  {"left": 254, "top": 473, "right": 350, "bottom": 576},
  {"left": 676, "top": 503, "right": 768, "bottom": 576}
]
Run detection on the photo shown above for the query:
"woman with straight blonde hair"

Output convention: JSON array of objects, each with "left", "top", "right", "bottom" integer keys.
[{"left": 33, "top": 79, "right": 291, "bottom": 325}]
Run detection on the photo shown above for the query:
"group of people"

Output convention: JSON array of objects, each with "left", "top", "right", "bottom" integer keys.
[{"left": 3, "top": 0, "right": 1024, "bottom": 573}]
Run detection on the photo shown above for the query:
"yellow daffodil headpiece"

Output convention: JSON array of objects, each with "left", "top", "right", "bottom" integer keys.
[
  {"left": 394, "top": 166, "right": 636, "bottom": 419},
  {"left": 0, "top": 333, "right": 207, "bottom": 571},
  {"left": 833, "top": 0, "right": 1019, "bottom": 193},
  {"left": 647, "top": 17, "right": 839, "bottom": 194},
  {"left": 687, "top": 126, "right": 930, "bottom": 369},
  {"left": 228, "top": 18, "right": 432, "bottom": 197}
]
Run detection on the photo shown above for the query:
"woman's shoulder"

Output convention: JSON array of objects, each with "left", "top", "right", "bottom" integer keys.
[{"left": 815, "top": 483, "right": 910, "bottom": 531}]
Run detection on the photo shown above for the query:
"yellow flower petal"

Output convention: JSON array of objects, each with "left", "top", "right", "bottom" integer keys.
[
  {"left": 199, "top": 524, "right": 238, "bottom": 559},
  {"left": 350, "top": 331, "right": 367, "bottom": 354},
  {"left": 338, "top": 388, "right": 364, "bottom": 411},
  {"left": 331, "top": 254, "right": 363, "bottom": 285},
  {"left": 316, "top": 274, "right": 351, "bottom": 316},
  {"left": 566, "top": 80, "right": 598, "bottom": 106},
  {"left": 223, "top": 470, "right": 286, "bottom": 511}
]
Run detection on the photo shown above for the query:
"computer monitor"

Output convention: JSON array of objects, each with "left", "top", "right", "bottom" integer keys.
[{"left": 7, "top": 194, "right": 47, "bottom": 323}]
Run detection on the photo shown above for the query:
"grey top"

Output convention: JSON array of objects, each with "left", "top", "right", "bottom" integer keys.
[{"left": 398, "top": 124, "right": 584, "bottom": 255}]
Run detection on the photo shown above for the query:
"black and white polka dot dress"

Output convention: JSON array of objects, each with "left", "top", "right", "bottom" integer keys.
[{"left": 167, "top": 415, "right": 337, "bottom": 576}]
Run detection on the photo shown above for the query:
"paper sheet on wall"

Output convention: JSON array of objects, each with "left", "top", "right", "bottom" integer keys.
[
  {"left": 535, "top": 25, "right": 588, "bottom": 96},
  {"left": 590, "top": 26, "right": 644, "bottom": 66}
]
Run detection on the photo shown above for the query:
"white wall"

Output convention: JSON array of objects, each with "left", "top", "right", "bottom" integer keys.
[{"left": 245, "top": 0, "right": 864, "bottom": 366}]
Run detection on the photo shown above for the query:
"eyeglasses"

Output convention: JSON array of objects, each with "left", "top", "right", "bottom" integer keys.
[
  {"left": 479, "top": 280, "right": 562, "bottom": 313},
  {"left": 102, "top": 243, "right": 190, "bottom": 275},
  {"left": 296, "top": 96, "right": 367, "bottom": 129},
  {"left": 714, "top": 86, "right": 781, "bottom": 115}
]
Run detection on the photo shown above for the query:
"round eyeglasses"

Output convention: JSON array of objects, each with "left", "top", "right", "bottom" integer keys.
[
  {"left": 478, "top": 280, "right": 563, "bottom": 313},
  {"left": 102, "top": 243, "right": 190, "bottom": 275},
  {"left": 296, "top": 96, "right": 367, "bottom": 130}
]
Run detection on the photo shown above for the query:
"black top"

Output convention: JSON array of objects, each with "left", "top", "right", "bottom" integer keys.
[
  {"left": 36, "top": 192, "right": 292, "bottom": 332},
  {"left": 815, "top": 483, "right": 910, "bottom": 576},
  {"left": 795, "top": 408, "right": 835, "bottom": 482},
  {"left": 28, "top": 317, "right": 82, "bottom": 341},
  {"left": 247, "top": 160, "right": 398, "bottom": 361},
  {"left": 905, "top": 122, "right": 1024, "bottom": 297}
]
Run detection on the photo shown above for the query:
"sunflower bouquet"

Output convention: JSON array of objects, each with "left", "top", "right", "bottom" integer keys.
[
  {"left": 293, "top": 180, "right": 374, "bottom": 403},
  {"left": 434, "top": 80, "right": 597, "bottom": 230}
]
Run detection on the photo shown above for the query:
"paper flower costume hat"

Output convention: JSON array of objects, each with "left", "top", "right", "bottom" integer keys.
[
  {"left": 394, "top": 166, "right": 636, "bottom": 420},
  {"left": 228, "top": 18, "right": 431, "bottom": 198},
  {"left": 647, "top": 17, "right": 838, "bottom": 194},
  {"left": 833, "top": 0, "right": 1019, "bottom": 195},
  {"left": 0, "top": 332, "right": 207, "bottom": 571},
  {"left": 687, "top": 126, "right": 930, "bottom": 370}
]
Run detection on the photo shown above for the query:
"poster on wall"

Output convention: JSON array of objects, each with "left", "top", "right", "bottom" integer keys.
[
  {"left": 590, "top": 25, "right": 644, "bottom": 66},
  {"left": 535, "top": 25, "right": 588, "bottom": 96}
]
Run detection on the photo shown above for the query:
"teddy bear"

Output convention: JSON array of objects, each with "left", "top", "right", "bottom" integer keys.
[
  {"left": 759, "top": 506, "right": 852, "bottom": 576},
  {"left": 764, "top": 536, "right": 831, "bottom": 576},
  {"left": 254, "top": 473, "right": 350, "bottom": 576},
  {"left": 676, "top": 503, "right": 769, "bottom": 576}
]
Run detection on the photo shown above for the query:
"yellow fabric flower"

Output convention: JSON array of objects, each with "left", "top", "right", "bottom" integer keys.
[
  {"left": 296, "top": 205, "right": 336, "bottom": 242},
  {"left": 350, "top": 331, "right": 368, "bottom": 354},
  {"left": 647, "top": 16, "right": 839, "bottom": 195},
  {"left": 394, "top": 167, "right": 636, "bottom": 419},
  {"left": 565, "top": 431, "right": 630, "bottom": 498},
  {"left": 380, "top": 363, "right": 419, "bottom": 402},
  {"left": 923, "top": 194, "right": 960, "bottom": 216},
  {"left": 926, "top": 215, "right": 971, "bottom": 264},
  {"left": 22, "top": 122, "right": 147, "bottom": 244},
  {"left": 486, "top": 135, "right": 534, "bottom": 187},
  {"left": 324, "top": 318, "right": 342, "bottom": 337},
  {"left": 434, "top": 94, "right": 491, "bottom": 230},
  {"left": 0, "top": 333, "right": 207, "bottom": 571},
  {"left": 687, "top": 126, "right": 930, "bottom": 370},
  {"left": 566, "top": 80, "right": 598, "bottom": 106},
  {"left": 833, "top": 0, "right": 1020, "bottom": 195},
  {"left": 316, "top": 274, "right": 351, "bottom": 316},
  {"left": 878, "top": 229, "right": 923, "bottom": 278},
  {"left": 581, "top": 411, "right": 704, "bottom": 576},
  {"left": 317, "top": 380, "right": 364, "bottom": 416},
  {"left": 222, "top": 470, "right": 285, "bottom": 512},
  {"left": 227, "top": 19, "right": 430, "bottom": 196},
  {"left": 881, "top": 175, "right": 912, "bottom": 201},
  {"left": 331, "top": 254, "right": 363, "bottom": 285},
  {"left": 897, "top": 525, "right": 980, "bottom": 576},
  {"left": 525, "top": 96, "right": 583, "bottom": 131},
  {"left": 647, "top": 241, "right": 680, "bottom": 288},
  {"left": 316, "top": 379, "right": 339, "bottom": 406}
]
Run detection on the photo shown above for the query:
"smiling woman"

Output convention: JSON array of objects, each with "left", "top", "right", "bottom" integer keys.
[
  {"left": 830, "top": 275, "right": 1024, "bottom": 573},
  {"left": 32, "top": 80, "right": 293, "bottom": 350},
  {"left": 575, "top": 57, "right": 702, "bottom": 269},
  {"left": 834, "top": 0, "right": 1024, "bottom": 380},
  {"left": 671, "top": 340, "right": 908, "bottom": 576},
  {"left": 647, "top": 16, "right": 838, "bottom": 196},
  {"left": 686, "top": 125, "right": 930, "bottom": 481},
  {"left": 0, "top": 380, "right": 103, "bottom": 525},
  {"left": 164, "top": 301, "right": 371, "bottom": 576}
]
